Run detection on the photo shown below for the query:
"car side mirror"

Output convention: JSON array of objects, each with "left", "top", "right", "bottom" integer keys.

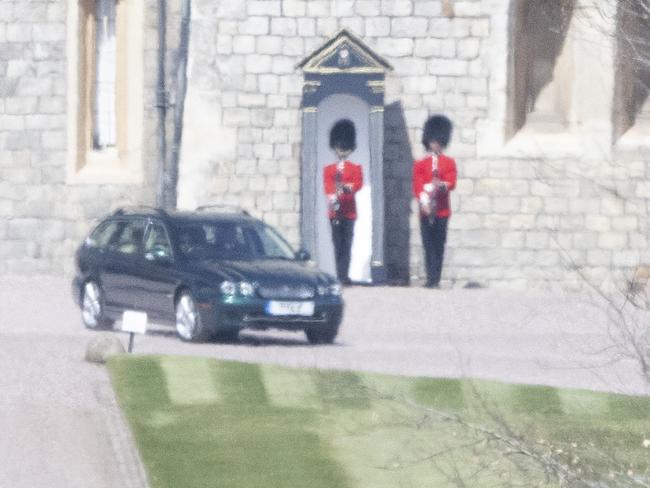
[{"left": 295, "top": 249, "right": 311, "bottom": 261}]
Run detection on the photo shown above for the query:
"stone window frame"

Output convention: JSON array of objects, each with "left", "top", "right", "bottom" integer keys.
[
  {"left": 66, "top": 0, "right": 144, "bottom": 184},
  {"left": 477, "top": 0, "right": 616, "bottom": 159},
  {"left": 613, "top": 0, "right": 650, "bottom": 151}
]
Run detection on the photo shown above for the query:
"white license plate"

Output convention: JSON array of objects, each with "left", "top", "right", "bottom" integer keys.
[{"left": 266, "top": 301, "right": 315, "bottom": 316}]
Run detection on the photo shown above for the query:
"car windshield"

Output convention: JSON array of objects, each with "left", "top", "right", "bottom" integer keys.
[{"left": 174, "top": 220, "right": 296, "bottom": 261}]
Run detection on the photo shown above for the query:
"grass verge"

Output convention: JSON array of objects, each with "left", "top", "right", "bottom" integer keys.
[{"left": 108, "top": 356, "right": 650, "bottom": 488}]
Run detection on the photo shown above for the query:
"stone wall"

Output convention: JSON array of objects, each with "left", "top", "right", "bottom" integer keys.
[
  {"left": 177, "top": 0, "right": 649, "bottom": 290},
  {"left": 177, "top": 0, "right": 494, "bottom": 277},
  {"left": 2, "top": 0, "right": 648, "bottom": 291},
  {"left": 0, "top": 0, "right": 160, "bottom": 275}
]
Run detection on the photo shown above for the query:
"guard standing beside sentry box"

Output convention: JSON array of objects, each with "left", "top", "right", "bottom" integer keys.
[
  {"left": 413, "top": 115, "right": 458, "bottom": 288},
  {"left": 323, "top": 119, "right": 363, "bottom": 286}
]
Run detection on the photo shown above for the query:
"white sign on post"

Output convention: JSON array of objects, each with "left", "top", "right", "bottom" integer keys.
[
  {"left": 122, "top": 310, "right": 148, "bottom": 334},
  {"left": 122, "top": 311, "right": 148, "bottom": 353}
]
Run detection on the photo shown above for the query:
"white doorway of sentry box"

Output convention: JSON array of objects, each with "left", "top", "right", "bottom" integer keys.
[{"left": 315, "top": 94, "right": 372, "bottom": 284}]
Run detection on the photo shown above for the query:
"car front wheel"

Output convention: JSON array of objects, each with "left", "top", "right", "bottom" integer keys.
[
  {"left": 81, "top": 281, "right": 113, "bottom": 330},
  {"left": 175, "top": 292, "right": 210, "bottom": 342}
]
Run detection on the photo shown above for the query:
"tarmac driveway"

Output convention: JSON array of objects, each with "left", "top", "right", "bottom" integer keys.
[{"left": 0, "top": 275, "right": 647, "bottom": 488}]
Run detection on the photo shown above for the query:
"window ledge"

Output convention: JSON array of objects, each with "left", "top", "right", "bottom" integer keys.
[
  {"left": 480, "top": 122, "right": 614, "bottom": 160},
  {"left": 66, "top": 149, "right": 143, "bottom": 185},
  {"left": 615, "top": 123, "right": 650, "bottom": 153}
]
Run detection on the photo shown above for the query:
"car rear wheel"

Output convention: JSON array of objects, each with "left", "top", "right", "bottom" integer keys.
[
  {"left": 175, "top": 292, "right": 210, "bottom": 342},
  {"left": 305, "top": 320, "right": 339, "bottom": 345},
  {"left": 81, "top": 281, "right": 114, "bottom": 330}
]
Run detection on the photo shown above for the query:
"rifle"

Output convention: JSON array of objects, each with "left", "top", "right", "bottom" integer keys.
[{"left": 331, "top": 167, "right": 344, "bottom": 219}]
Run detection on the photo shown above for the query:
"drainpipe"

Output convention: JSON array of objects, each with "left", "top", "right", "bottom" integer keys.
[
  {"left": 156, "top": 0, "right": 168, "bottom": 208},
  {"left": 167, "top": 0, "right": 191, "bottom": 210}
]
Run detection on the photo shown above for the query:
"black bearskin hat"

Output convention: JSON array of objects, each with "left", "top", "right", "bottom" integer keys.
[
  {"left": 422, "top": 115, "right": 453, "bottom": 149},
  {"left": 329, "top": 119, "right": 356, "bottom": 152}
]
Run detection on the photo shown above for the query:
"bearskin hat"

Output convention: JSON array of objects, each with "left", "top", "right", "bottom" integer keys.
[
  {"left": 329, "top": 119, "right": 356, "bottom": 152},
  {"left": 422, "top": 115, "right": 453, "bottom": 149}
]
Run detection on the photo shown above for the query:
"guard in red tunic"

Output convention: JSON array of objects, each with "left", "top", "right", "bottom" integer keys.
[
  {"left": 323, "top": 119, "right": 363, "bottom": 285},
  {"left": 413, "top": 115, "right": 457, "bottom": 288}
]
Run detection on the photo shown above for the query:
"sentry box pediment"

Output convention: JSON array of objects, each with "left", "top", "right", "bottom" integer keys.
[
  {"left": 298, "top": 29, "right": 393, "bottom": 108},
  {"left": 297, "top": 28, "right": 393, "bottom": 75}
]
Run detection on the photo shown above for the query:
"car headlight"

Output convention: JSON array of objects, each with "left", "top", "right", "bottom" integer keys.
[
  {"left": 220, "top": 280, "right": 236, "bottom": 296},
  {"left": 238, "top": 281, "right": 255, "bottom": 297},
  {"left": 317, "top": 285, "right": 328, "bottom": 296},
  {"left": 329, "top": 283, "right": 342, "bottom": 296}
]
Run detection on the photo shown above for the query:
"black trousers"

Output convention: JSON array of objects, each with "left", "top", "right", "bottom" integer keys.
[
  {"left": 330, "top": 218, "right": 354, "bottom": 283},
  {"left": 419, "top": 216, "right": 448, "bottom": 286}
]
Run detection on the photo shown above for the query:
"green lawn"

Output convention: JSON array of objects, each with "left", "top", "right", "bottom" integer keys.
[{"left": 108, "top": 356, "right": 650, "bottom": 488}]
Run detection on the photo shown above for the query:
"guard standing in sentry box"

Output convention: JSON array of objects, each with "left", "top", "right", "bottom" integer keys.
[
  {"left": 413, "top": 115, "right": 458, "bottom": 288},
  {"left": 323, "top": 119, "right": 363, "bottom": 286}
]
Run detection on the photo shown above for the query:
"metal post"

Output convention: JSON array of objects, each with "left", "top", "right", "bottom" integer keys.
[
  {"left": 156, "top": 0, "right": 168, "bottom": 208},
  {"left": 128, "top": 332, "right": 135, "bottom": 353}
]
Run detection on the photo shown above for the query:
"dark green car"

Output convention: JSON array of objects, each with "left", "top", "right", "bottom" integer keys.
[{"left": 73, "top": 207, "right": 343, "bottom": 344}]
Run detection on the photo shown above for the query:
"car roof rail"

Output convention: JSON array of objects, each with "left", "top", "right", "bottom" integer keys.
[
  {"left": 195, "top": 205, "right": 250, "bottom": 216},
  {"left": 112, "top": 206, "right": 168, "bottom": 217}
]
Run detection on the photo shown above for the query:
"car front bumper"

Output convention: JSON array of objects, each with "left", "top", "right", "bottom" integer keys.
[{"left": 195, "top": 295, "right": 344, "bottom": 333}]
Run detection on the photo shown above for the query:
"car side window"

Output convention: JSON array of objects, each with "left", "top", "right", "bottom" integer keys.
[
  {"left": 250, "top": 223, "right": 295, "bottom": 259},
  {"left": 144, "top": 222, "right": 173, "bottom": 259},
  {"left": 87, "top": 221, "right": 120, "bottom": 249},
  {"left": 107, "top": 219, "right": 146, "bottom": 255}
]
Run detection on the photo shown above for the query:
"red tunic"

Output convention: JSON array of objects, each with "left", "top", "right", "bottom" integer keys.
[
  {"left": 323, "top": 161, "right": 363, "bottom": 220},
  {"left": 412, "top": 153, "right": 457, "bottom": 218}
]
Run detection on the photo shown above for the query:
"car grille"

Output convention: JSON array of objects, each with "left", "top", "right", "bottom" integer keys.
[{"left": 257, "top": 284, "right": 315, "bottom": 300}]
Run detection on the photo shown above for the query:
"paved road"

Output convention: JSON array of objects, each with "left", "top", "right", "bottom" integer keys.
[
  {"left": 1, "top": 276, "right": 647, "bottom": 488},
  {"left": 0, "top": 277, "right": 147, "bottom": 488}
]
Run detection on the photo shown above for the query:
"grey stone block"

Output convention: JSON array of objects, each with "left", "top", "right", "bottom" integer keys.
[
  {"left": 240, "top": 16, "right": 269, "bottom": 35},
  {"left": 454, "top": 1, "right": 483, "bottom": 17},
  {"left": 41, "top": 130, "right": 65, "bottom": 150},
  {"left": 316, "top": 17, "right": 338, "bottom": 36},
  {"left": 415, "top": 1, "right": 442, "bottom": 16},
  {"left": 381, "top": 0, "right": 413, "bottom": 16},
  {"left": 392, "top": 17, "right": 428, "bottom": 37},
  {"left": 247, "top": 0, "right": 281, "bottom": 16},
  {"left": 339, "top": 17, "right": 364, "bottom": 35},
  {"left": 271, "top": 17, "right": 297, "bottom": 36},
  {"left": 232, "top": 35, "right": 255, "bottom": 54},
  {"left": 308, "top": 0, "right": 330, "bottom": 16},
  {"left": 282, "top": 0, "right": 307, "bottom": 17},
  {"left": 5, "top": 96, "right": 38, "bottom": 114},
  {"left": 428, "top": 18, "right": 451, "bottom": 38},
  {"left": 245, "top": 54, "right": 272, "bottom": 73},
  {"left": 257, "top": 36, "right": 283, "bottom": 55},
  {"left": 32, "top": 23, "right": 65, "bottom": 42},
  {"left": 7, "top": 23, "right": 32, "bottom": 42},
  {"left": 365, "top": 17, "right": 390, "bottom": 37},
  {"left": 598, "top": 232, "right": 627, "bottom": 250},
  {"left": 376, "top": 38, "right": 414, "bottom": 57},
  {"left": 298, "top": 18, "right": 316, "bottom": 37},
  {"left": 0, "top": 114, "right": 25, "bottom": 131}
]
